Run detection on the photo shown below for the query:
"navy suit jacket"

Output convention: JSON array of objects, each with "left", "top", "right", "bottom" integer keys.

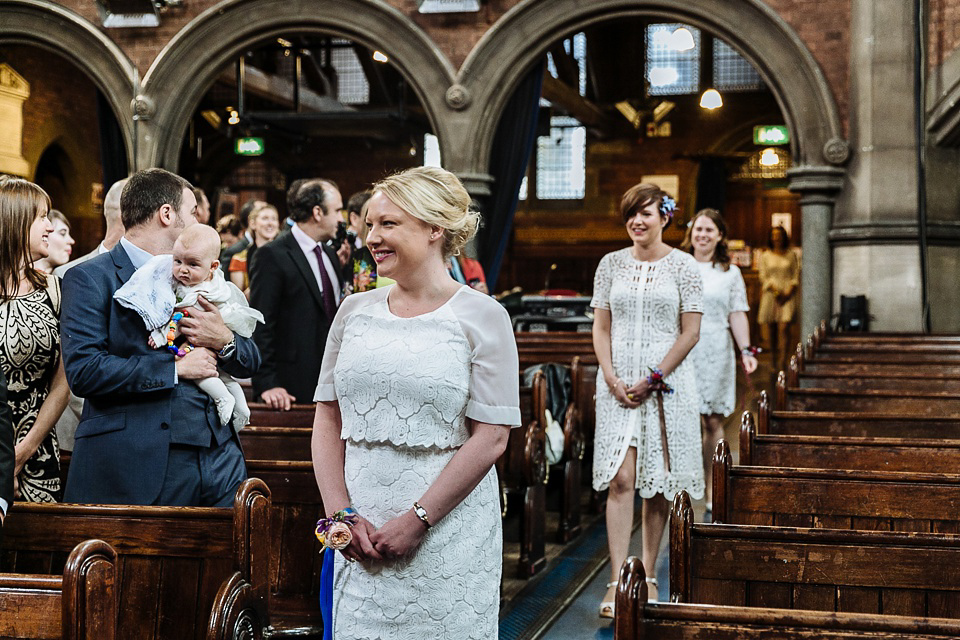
[{"left": 60, "top": 243, "right": 260, "bottom": 505}]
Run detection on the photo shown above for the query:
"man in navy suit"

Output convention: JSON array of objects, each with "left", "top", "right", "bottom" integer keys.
[
  {"left": 60, "top": 168, "right": 260, "bottom": 506},
  {"left": 250, "top": 179, "right": 343, "bottom": 410}
]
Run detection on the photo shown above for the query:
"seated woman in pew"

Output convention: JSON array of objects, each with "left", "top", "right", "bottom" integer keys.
[
  {"left": 592, "top": 183, "right": 703, "bottom": 614},
  {"left": 681, "top": 209, "right": 758, "bottom": 514},
  {"left": 311, "top": 167, "right": 520, "bottom": 639}
]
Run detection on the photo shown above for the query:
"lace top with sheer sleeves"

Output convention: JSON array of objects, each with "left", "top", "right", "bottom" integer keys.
[
  {"left": 313, "top": 284, "right": 519, "bottom": 640},
  {"left": 590, "top": 248, "right": 705, "bottom": 499}
]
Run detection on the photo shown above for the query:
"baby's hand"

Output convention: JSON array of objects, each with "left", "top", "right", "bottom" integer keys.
[{"left": 148, "top": 336, "right": 158, "bottom": 349}]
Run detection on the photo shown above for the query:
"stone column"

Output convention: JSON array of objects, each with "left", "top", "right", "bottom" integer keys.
[
  {"left": 788, "top": 166, "right": 845, "bottom": 337},
  {"left": 831, "top": 0, "right": 923, "bottom": 330}
]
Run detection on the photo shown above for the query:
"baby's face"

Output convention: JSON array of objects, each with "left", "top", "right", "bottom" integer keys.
[{"left": 172, "top": 239, "right": 217, "bottom": 287}]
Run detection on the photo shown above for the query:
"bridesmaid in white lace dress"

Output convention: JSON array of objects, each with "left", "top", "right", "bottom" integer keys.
[
  {"left": 592, "top": 183, "right": 703, "bottom": 613},
  {"left": 681, "top": 209, "right": 758, "bottom": 510},
  {"left": 311, "top": 167, "right": 520, "bottom": 639}
]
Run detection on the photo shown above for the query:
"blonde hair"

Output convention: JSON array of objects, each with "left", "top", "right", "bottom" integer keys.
[
  {"left": 373, "top": 166, "right": 480, "bottom": 259},
  {"left": 0, "top": 176, "right": 51, "bottom": 301},
  {"left": 177, "top": 224, "right": 222, "bottom": 261}
]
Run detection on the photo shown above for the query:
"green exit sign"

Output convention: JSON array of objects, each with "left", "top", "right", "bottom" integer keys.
[
  {"left": 754, "top": 125, "right": 789, "bottom": 145},
  {"left": 235, "top": 137, "right": 265, "bottom": 156}
]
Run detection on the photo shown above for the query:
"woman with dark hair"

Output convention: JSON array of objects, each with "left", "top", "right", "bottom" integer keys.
[
  {"left": 0, "top": 177, "right": 69, "bottom": 502},
  {"left": 591, "top": 183, "right": 703, "bottom": 612},
  {"left": 682, "top": 209, "right": 758, "bottom": 512},
  {"left": 758, "top": 225, "right": 799, "bottom": 371},
  {"left": 33, "top": 210, "right": 75, "bottom": 274}
]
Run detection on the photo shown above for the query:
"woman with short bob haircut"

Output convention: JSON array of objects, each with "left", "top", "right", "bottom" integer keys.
[
  {"left": 311, "top": 166, "right": 520, "bottom": 638},
  {"left": 0, "top": 177, "right": 70, "bottom": 503},
  {"left": 592, "top": 182, "right": 704, "bottom": 613}
]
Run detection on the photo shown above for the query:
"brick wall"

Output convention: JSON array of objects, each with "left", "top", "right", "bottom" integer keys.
[
  {"left": 930, "top": 0, "right": 960, "bottom": 68},
  {"left": 1, "top": 44, "right": 104, "bottom": 255},
  {"left": 761, "top": 0, "right": 850, "bottom": 134}
]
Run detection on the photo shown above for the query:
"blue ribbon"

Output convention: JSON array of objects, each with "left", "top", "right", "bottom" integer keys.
[{"left": 319, "top": 547, "right": 335, "bottom": 640}]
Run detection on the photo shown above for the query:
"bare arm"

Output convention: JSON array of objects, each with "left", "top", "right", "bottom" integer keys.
[
  {"left": 592, "top": 308, "right": 639, "bottom": 408},
  {"left": 369, "top": 420, "right": 511, "bottom": 559},
  {"left": 15, "top": 357, "right": 69, "bottom": 475},
  {"left": 729, "top": 310, "right": 758, "bottom": 374},
  {"left": 311, "top": 400, "right": 381, "bottom": 562}
]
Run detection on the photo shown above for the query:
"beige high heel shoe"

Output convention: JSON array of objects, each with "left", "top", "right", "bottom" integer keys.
[
  {"left": 598, "top": 582, "right": 617, "bottom": 618},
  {"left": 645, "top": 577, "right": 659, "bottom": 602}
]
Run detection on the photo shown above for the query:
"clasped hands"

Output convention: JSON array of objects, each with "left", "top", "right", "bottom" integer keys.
[
  {"left": 339, "top": 510, "right": 429, "bottom": 564},
  {"left": 609, "top": 377, "right": 652, "bottom": 409},
  {"left": 173, "top": 296, "right": 233, "bottom": 381}
]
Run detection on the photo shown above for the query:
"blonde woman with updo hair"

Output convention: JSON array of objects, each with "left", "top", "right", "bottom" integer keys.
[{"left": 311, "top": 166, "right": 520, "bottom": 639}]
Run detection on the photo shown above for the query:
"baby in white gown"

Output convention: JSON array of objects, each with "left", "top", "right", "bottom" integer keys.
[{"left": 114, "top": 224, "right": 264, "bottom": 430}]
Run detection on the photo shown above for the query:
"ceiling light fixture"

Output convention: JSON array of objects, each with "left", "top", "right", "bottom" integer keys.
[
  {"left": 671, "top": 27, "right": 696, "bottom": 52},
  {"left": 699, "top": 88, "right": 723, "bottom": 110},
  {"left": 759, "top": 148, "right": 780, "bottom": 166},
  {"left": 372, "top": 51, "right": 389, "bottom": 63}
]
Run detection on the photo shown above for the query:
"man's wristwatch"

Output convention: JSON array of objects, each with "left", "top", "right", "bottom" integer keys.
[{"left": 218, "top": 336, "right": 236, "bottom": 358}]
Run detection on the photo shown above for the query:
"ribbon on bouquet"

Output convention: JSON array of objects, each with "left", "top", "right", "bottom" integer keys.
[
  {"left": 646, "top": 368, "right": 674, "bottom": 473},
  {"left": 315, "top": 509, "right": 359, "bottom": 640}
]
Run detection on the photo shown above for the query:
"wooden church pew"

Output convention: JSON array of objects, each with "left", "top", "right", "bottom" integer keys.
[
  {"left": 774, "top": 373, "right": 960, "bottom": 415},
  {"left": 2, "top": 478, "right": 270, "bottom": 640},
  {"left": 794, "top": 340, "right": 960, "bottom": 376},
  {"left": 740, "top": 411, "right": 960, "bottom": 473},
  {"left": 238, "top": 426, "right": 322, "bottom": 633},
  {"left": 712, "top": 439, "right": 960, "bottom": 533},
  {"left": 669, "top": 490, "right": 960, "bottom": 617},
  {"left": 247, "top": 403, "right": 316, "bottom": 428},
  {"left": 755, "top": 390, "right": 960, "bottom": 439},
  {"left": 0, "top": 539, "right": 118, "bottom": 640},
  {"left": 786, "top": 355, "right": 960, "bottom": 393},
  {"left": 499, "top": 369, "right": 547, "bottom": 577},
  {"left": 614, "top": 556, "right": 960, "bottom": 640}
]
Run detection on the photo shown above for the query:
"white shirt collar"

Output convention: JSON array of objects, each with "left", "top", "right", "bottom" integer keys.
[
  {"left": 291, "top": 223, "right": 321, "bottom": 255},
  {"left": 119, "top": 236, "right": 154, "bottom": 269}
]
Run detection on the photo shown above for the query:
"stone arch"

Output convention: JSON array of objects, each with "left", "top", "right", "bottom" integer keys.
[
  {"left": 0, "top": 0, "right": 136, "bottom": 169},
  {"left": 453, "top": 0, "right": 846, "bottom": 177},
  {"left": 142, "top": 0, "right": 456, "bottom": 171}
]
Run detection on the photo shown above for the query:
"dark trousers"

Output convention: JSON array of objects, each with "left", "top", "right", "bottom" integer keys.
[{"left": 155, "top": 437, "right": 247, "bottom": 507}]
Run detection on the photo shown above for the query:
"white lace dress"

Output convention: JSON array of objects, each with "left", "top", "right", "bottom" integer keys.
[
  {"left": 314, "top": 285, "right": 520, "bottom": 640},
  {"left": 590, "top": 248, "right": 705, "bottom": 500},
  {"left": 688, "top": 261, "right": 749, "bottom": 416}
]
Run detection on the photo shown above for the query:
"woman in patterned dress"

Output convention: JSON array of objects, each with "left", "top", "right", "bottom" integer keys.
[
  {"left": 311, "top": 167, "right": 520, "bottom": 639},
  {"left": 682, "top": 209, "right": 758, "bottom": 510},
  {"left": 0, "top": 177, "right": 69, "bottom": 503},
  {"left": 592, "top": 183, "right": 703, "bottom": 612}
]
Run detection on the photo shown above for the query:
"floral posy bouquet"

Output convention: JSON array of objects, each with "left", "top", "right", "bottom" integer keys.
[{"left": 315, "top": 510, "right": 359, "bottom": 550}]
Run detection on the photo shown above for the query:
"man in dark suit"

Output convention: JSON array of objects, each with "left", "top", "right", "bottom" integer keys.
[
  {"left": 250, "top": 179, "right": 343, "bottom": 410},
  {"left": 60, "top": 168, "right": 260, "bottom": 506},
  {"left": 0, "top": 370, "right": 15, "bottom": 529}
]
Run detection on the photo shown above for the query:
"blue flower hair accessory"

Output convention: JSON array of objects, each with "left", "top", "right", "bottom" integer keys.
[{"left": 660, "top": 195, "right": 677, "bottom": 217}]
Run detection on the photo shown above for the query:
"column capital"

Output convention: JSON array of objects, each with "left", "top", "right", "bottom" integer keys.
[
  {"left": 787, "top": 165, "right": 846, "bottom": 205},
  {"left": 454, "top": 172, "right": 495, "bottom": 199}
]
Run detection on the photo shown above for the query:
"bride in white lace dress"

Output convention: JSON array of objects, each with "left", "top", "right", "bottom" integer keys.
[
  {"left": 312, "top": 167, "right": 520, "bottom": 639},
  {"left": 591, "top": 183, "right": 703, "bottom": 613}
]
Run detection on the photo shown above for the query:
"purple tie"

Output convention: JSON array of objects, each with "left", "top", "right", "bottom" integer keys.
[{"left": 313, "top": 245, "right": 337, "bottom": 319}]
